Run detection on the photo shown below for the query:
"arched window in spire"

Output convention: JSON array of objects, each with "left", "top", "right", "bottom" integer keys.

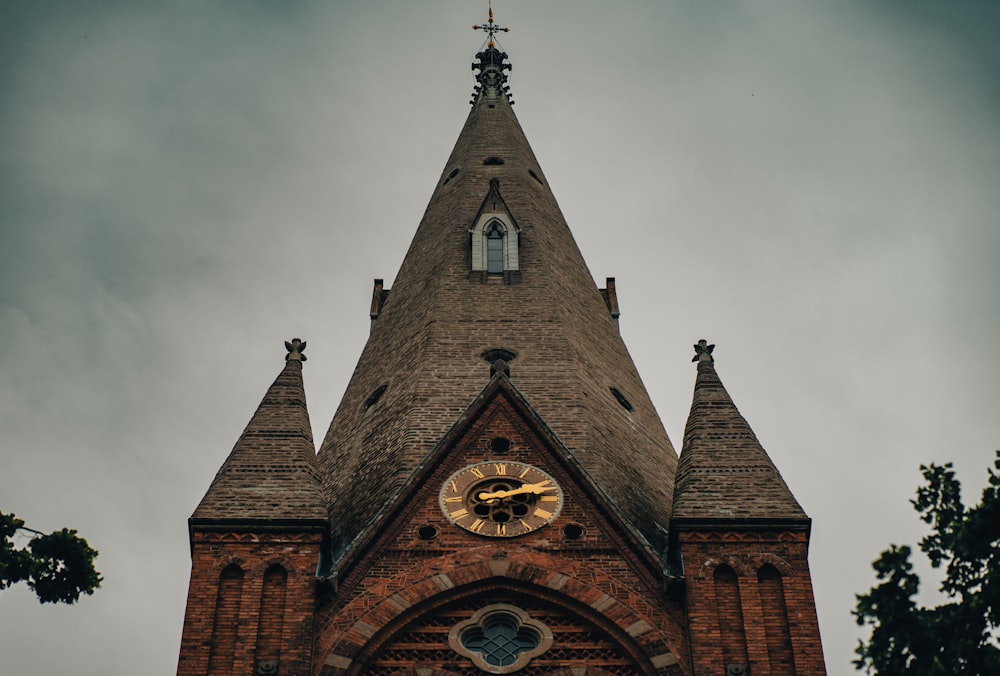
[
  {"left": 470, "top": 216, "right": 519, "bottom": 279},
  {"left": 486, "top": 221, "right": 505, "bottom": 273},
  {"left": 469, "top": 178, "right": 520, "bottom": 282}
]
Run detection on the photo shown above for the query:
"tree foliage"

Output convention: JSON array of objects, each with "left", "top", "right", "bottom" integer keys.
[
  {"left": 0, "top": 510, "right": 102, "bottom": 604},
  {"left": 854, "top": 450, "right": 1000, "bottom": 674}
]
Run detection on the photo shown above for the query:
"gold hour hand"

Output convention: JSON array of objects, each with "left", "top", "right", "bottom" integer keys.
[{"left": 478, "top": 487, "right": 516, "bottom": 501}]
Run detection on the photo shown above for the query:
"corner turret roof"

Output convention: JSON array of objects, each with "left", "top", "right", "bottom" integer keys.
[
  {"left": 672, "top": 341, "right": 808, "bottom": 526},
  {"left": 191, "top": 341, "right": 327, "bottom": 531}
]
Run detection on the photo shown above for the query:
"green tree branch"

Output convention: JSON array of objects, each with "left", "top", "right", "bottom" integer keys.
[
  {"left": 854, "top": 451, "right": 1000, "bottom": 674},
  {"left": 0, "top": 510, "right": 101, "bottom": 604}
]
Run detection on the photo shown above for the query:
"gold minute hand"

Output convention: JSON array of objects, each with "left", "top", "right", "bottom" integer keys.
[{"left": 477, "top": 482, "right": 556, "bottom": 502}]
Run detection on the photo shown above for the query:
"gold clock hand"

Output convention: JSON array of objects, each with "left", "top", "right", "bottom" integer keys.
[
  {"left": 477, "top": 482, "right": 557, "bottom": 502},
  {"left": 476, "top": 488, "right": 509, "bottom": 501},
  {"left": 522, "top": 481, "right": 557, "bottom": 495}
]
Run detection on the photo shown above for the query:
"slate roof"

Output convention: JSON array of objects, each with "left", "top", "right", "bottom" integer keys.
[
  {"left": 191, "top": 357, "right": 327, "bottom": 529},
  {"left": 317, "top": 48, "right": 678, "bottom": 560},
  {"left": 671, "top": 351, "right": 808, "bottom": 526}
]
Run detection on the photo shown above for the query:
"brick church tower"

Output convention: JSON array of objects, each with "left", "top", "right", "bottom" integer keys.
[{"left": 178, "top": 15, "right": 826, "bottom": 676}]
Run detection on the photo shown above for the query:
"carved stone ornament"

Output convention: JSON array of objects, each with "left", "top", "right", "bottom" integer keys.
[
  {"left": 725, "top": 664, "right": 749, "bottom": 676},
  {"left": 692, "top": 338, "right": 715, "bottom": 363},
  {"left": 285, "top": 338, "right": 307, "bottom": 362}
]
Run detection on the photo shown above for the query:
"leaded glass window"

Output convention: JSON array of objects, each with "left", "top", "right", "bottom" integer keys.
[
  {"left": 461, "top": 614, "right": 539, "bottom": 667},
  {"left": 486, "top": 223, "right": 505, "bottom": 273},
  {"left": 449, "top": 604, "right": 553, "bottom": 673}
]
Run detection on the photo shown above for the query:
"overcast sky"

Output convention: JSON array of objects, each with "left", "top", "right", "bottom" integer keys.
[{"left": 1, "top": 2, "right": 998, "bottom": 674}]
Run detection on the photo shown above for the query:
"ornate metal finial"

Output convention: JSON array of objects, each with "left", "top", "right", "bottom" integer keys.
[
  {"left": 692, "top": 339, "right": 715, "bottom": 364},
  {"left": 285, "top": 338, "right": 307, "bottom": 362},
  {"left": 472, "top": 1, "right": 509, "bottom": 48},
  {"left": 470, "top": 2, "right": 513, "bottom": 105}
]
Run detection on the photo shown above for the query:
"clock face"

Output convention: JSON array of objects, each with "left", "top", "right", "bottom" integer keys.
[{"left": 440, "top": 461, "right": 563, "bottom": 538}]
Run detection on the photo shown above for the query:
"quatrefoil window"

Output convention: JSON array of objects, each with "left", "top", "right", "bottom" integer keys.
[
  {"left": 464, "top": 615, "right": 536, "bottom": 667},
  {"left": 449, "top": 604, "right": 553, "bottom": 673}
]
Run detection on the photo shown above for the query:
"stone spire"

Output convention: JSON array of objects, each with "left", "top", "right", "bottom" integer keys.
[
  {"left": 190, "top": 341, "right": 326, "bottom": 529},
  {"left": 317, "top": 28, "right": 678, "bottom": 560},
  {"left": 672, "top": 341, "right": 808, "bottom": 524}
]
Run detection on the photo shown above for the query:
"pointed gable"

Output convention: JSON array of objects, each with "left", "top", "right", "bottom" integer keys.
[
  {"left": 672, "top": 342, "right": 808, "bottom": 525},
  {"left": 330, "top": 372, "right": 664, "bottom": 577},
  {"left": 191, "top": 342, "right": 327, "bottom": 529}
]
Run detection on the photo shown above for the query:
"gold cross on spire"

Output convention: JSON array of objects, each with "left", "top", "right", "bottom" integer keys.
[{"left": 473, "top": 1, "right": 509, "bottom": 48}]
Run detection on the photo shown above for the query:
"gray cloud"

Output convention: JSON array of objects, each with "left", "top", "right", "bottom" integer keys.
[{"left": 1, "top": 2, "right": 998, "bottom": 674}]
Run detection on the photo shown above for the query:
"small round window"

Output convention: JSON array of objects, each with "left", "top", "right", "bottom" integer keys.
[
  {"left": 490, "top": 437, "right": 512, "bottom": 454},
  {"left": 481, "top": 348, "right": 517, "bottom": 364}
]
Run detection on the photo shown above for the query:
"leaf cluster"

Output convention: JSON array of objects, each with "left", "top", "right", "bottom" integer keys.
[
  {"left": 853, "top": 451, "right": 1000, "bottom": 674},
  {"left": 0, "top": 511, "right": 102, "bottom": 604}
]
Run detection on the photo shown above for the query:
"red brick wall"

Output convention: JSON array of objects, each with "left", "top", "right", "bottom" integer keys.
[
  {"left": 177, "top": 531, "right": 323, "bottom": 676},
  {"left": 314, "top": 393, "right": 689, "bottom": 675},
  {"left": 759, "top": 565, "right": 796, "bottom": 676},
  {"left": 676, "top": 530, "right": 826, "bottom": 676},
  {"left": 207, "top": 565, "right": 243, "bottom": 673},
  {"left": 713, "top": 565, "right": 749, "bottom": 668},
  {"left": 256, "top": 565, "right": 289, "bottom": 666},
  {"left": 177, "top": 402, "right": 827, "bottom": 676}
]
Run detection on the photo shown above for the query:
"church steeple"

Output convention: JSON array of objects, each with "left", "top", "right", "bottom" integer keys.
[
  {"left": 178, "top": 17, "right": 827, "bottom": 675},
  {"left": 317, "top": 24, "right": 677, "bottom": 565}
]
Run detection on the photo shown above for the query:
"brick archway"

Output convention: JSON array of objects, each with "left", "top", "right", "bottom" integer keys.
[
  {"left": 317, "top": 557, "right": 685, "bottom": 674},
  {"left": 353, "top": 579, "right": 652, "bottom": 674}
]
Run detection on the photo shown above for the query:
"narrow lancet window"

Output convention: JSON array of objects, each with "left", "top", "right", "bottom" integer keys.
[{"left": 486, "top": 223, "right": 505, "bottom": 273}]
